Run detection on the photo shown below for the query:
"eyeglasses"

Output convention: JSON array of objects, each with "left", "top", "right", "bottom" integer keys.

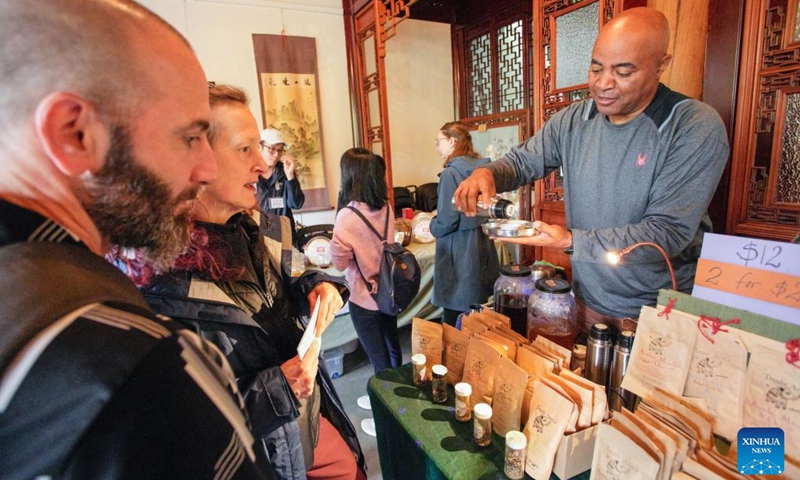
[
  {"left": 434, "top": 137, "right": 450, "bottom": 147},
  {"left": 259, "top": 141, "right": 285, "bottom": 155}
]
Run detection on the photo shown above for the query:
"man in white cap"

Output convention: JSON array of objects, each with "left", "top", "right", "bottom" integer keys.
[{"left": 258, "top": 128, "right": 305, "bottom": 245}]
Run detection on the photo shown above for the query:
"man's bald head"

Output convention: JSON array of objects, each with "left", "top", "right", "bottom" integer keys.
[
  {"left": 588, "top": 7, "right": 673, "bottom": 124},
  {"left": 0, "top": 0, "right": 188, "bottom": 131},
  {"left": 597, "top": 7, "right": 670, "bottom": 65}
]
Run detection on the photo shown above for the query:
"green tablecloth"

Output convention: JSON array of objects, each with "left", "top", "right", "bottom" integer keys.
[{"left": 367, "top": 364, "right": 590, "bottom": 480}]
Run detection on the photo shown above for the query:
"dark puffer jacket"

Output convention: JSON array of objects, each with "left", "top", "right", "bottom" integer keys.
[{"left": 141, "top": 213, "right": 363, "bottom": 480}]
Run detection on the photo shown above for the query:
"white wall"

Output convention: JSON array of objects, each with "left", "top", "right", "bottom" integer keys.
[
  {"left": 138, "top": 1, "right": 454, "bottom": 226},
  {"left": 385, "top": 19, "right": 454, "bottom": 189}
]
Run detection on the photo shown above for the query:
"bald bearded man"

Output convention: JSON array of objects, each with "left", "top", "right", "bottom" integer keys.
[
  {"left": 0, "top": 1, "right": 273, "bottom": 478},
  {"left": 454, "top": 7, "right": 729, "bottom": 331}
]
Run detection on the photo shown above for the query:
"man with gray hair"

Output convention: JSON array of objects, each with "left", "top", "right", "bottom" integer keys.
[{"left": 0, "top": 1, "right": 274, "bottom": 478}]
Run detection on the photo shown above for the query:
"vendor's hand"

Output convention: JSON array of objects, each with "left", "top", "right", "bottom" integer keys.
[
  {"left": 280, "top": 338, "right": 320, "bottom": 400},
  {"left": 307, "top": 282, "right": 344, "bottom": 336},
  {"left": 453, "top": 167, "right": 496, "bottom": 216},
  {"left": 493, "top": 221, "right": 572, "bottom": 250},
  {"left": 283, "top": 154, "right": 296, "bottom": 180}
]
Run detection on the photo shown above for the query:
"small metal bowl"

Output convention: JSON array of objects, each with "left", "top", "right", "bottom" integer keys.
[{"left": 481, "top": 220, "right": 538, "bottom": 238}]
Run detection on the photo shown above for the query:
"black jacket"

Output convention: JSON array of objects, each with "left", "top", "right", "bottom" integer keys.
[
  {"left": 257, "top": 161, "right": 305, "bottom": 245},
  {"left": 0, "top": 201, "right": 273, "bottom": 480},
  {"left": 141, "top": 213, "right": 363, "bottom": 480}
]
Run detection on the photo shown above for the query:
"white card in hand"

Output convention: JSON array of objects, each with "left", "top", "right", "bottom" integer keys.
[{"left": 297, "top": 300, "right": 320, "bottom": 360}]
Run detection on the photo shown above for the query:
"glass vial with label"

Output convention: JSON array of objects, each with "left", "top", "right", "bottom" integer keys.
[
  {"left": 454, "top": 382, "right": 472, "bottom": 422},
  {"left": 411, "top": 353, "right": 427, "bottom": 388},
  {"left": 504, "top": 430, "right": 527, "bottom": 480},
  {"left": 473, "top": 403, "right": 493, "bottom": 447},
  {"left": 431, "top": 364, "right": 448, "bottom": 403}
]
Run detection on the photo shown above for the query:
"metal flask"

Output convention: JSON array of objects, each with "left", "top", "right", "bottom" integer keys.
[
  {"left": 609, "top": 330, "right": 637, "bottom": 412},
  {"left": 451, "top": 196, "right": 516, "bottom": 219},
  {"left": 584, "top": 323, "right": 613, "bottom": 388}
]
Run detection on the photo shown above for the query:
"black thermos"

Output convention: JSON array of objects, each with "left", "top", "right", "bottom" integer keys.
[
  {"left": 584, "top": 323, "right": 613, "bottom": 387},
  {"left": 609, "top": 330, "right": 637, "bottom": 412}
]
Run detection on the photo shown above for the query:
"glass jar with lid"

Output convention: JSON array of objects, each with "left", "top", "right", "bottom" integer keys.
[
  {"left": 527, "top": 278, "right": 577, "bottom": 350},
  {"left": 493, "top": 264, "right": 535, "bottom": 336}
]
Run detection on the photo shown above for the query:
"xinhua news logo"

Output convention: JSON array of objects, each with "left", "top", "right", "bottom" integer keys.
[{"left": 737, "top": 427, "right": 784, "bottom": 475}]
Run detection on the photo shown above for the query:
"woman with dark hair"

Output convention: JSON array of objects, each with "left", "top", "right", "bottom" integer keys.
[
  {"left": 431, "top": 122, "right": 500, "bottom": 326},
  {"left": 330, "top": 148, "right": 400, "bottom": 375},
  {"left": 115, "top": 85, "right": 365, "bottom": 480}
]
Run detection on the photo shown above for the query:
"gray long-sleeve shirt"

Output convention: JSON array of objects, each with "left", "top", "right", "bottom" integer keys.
[{"left": 487, "top": 84, "right": 729, "bottom": 318}]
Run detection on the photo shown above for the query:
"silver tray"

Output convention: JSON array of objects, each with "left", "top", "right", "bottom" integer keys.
[{"left": 481, "top": 220, "right": 538, "bottom": 238}]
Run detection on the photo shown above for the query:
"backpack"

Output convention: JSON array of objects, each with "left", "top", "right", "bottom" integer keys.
[
  {"left": 346, "top": 206, "right": 421, "bottom": 315},
  {"left": 415, "top": 182, "right": 439, "bottom": 212}
]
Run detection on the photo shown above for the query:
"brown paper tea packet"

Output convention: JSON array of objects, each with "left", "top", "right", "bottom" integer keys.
[
  {"left": 480, "top": 308, "right": 512, "bottom": 328},
  {"left": 680, "top": 457, "right": 730, "bottom": 480},
  {"left": 539, "top": 376, "right": 578, "bottom": 433},
  {"left": 704, "top": 447, "right": 746, "bottom": 477},
  {"left": 590, "top": 423, "right": 660, "bottom": 480},
  {"left": 493, "top": 324, "right": 528, "bottom": 345},
  {"left": 412, "top": 317, "right": 442, "bottom": 381},
  {"left": 515, "top": 347, "right": 553, "bottom": 426},
  {"left": 521, "top": 342, "right": 564, "bottom": 372},
  {"left": 559, "top": 368, "right": 608, "bottom": 424},
  {"left": 475, "top": 333, "right": 510, "bottom": 357},
  {"left": 482, "top": 330, "right": 518, "bottom": 361},
  {"left": 461, "top": 314, "right": 488, "bottom": 336},
  {"left": 744, "top": 342, "right": 800, "bottom": 458},
  {"left": 782, "top": 456, "right": 800, "bottom": 479},
  {"left": 621, "top": 408, "right": 677, "bottom": 479},
  {"left": 522, "top": 379, "right": 573, "bottom": 480},
  {"left": 534, "top": 335, "right": 572, "bottom": 370},
  {"left": 462, "top": 337, "right": 502, "bottom": 405},
  {"left": 610, "top": 414, "right": 665, "bottom": 479},
  {"left": 619, "top": 408, "right": 675, "bottom": 480},
  {"left": 515, "top": 346, "right": 556, "bottom": 388},
  {"left": 521, "top": 387, "right": 534, "bottom": 426},
  {"left": 622, "top": 306, "right": 698, "bottom": 399},
  {"left": 649, "top": 387, "right": 713, "bottom": 451},
  {"left": 442, "top": 323, "right": 469, "bottom": 384},
  {"left": 469, "top": 311, "right": 501, "bottom": 328},
  {"left": 637, "top": 402, "right": 697, "bottom": 455},
  {"left": 545, "top": 372, "right": 593, "bottom": 430},
  {"left": 637, "top": 406, "right": 690, "bottom": 474},
  {"left": 670, "top": 472, "right": 696, "bottom": 480},
  {"left": 683, "top": 326, "right": 747, "bottom": 443},
  {"left": 695, "top": 449, "right": 748, "bottom": 480},
  {"left": 492, "top": 356, "right": 529, "bottom": 437}
]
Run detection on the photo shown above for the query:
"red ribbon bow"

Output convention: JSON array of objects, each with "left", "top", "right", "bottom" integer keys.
[
  {"left": 786, "top": 339, "right": 800, "bottom": 368},
  {"left": 657, "top": 297, "right": 677, "bottom": 320},
  {"left": 696, "top": 315, "right": 740, "bottom": 344}
]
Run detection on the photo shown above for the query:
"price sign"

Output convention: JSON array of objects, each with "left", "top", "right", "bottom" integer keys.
[{"left": 693, "top": 234, "right": 800, "bottom": 325}]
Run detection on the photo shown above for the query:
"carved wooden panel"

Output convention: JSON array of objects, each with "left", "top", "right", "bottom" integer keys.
[
  {"left": 728, "top": 0, "right": 800, "bottom": 240},
  {"left": 467, "top": 33, "right": 493, "bottom": 117},
  {"left": 497, "top": 20, "right": 526, "bottom": 112},
  {"left": 534, "top": 0, "right": 617, "bottom": 209}
]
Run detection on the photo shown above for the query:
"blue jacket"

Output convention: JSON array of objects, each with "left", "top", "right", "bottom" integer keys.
[
  {"left": 141, "top": 213, "right": 363, "bottom": 480},
  {"left": 430, "top": 155, "right": 500, "bottom": 311}
]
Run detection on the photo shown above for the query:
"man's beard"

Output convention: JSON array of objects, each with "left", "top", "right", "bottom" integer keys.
[{"left": 83, "top": 125, "right": 201, "bottom": 272}]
